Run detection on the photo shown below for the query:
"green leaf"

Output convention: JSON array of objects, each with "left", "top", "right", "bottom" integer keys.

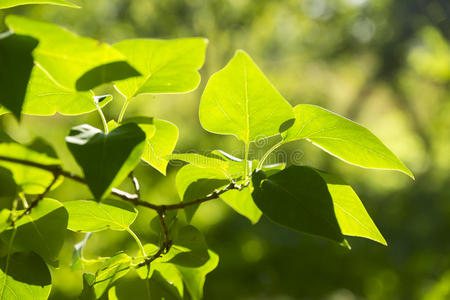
[
  {"left": 113, "top": 38, "right": 208, "bottom": 99},
  {"left": 66, "top": 123, "right": 145, "bottom": 200},
  {"left": 167, "top": 225, "right": 210, "bottom": 268},
  {"left": 0, "top": 252, "right": 51, "bottom": 300},
  {"left": 199, "top": 50, "right": 294, "bottom": 145},
  {"left": 220, "top": 186, "right": 262, "bottom": 225},
  {"left": 169, "top": 153, "right": 243, "bottom": 179},
  {"left": 125, "top": 117, "right": 178, "bottom": 175},
  {"left": 1, "top": 65, "right": 113, "bottom": 116},
  {"left": 176, "top": 165, "right": 229, "bottom": 222},
  {"left": 0, "top": 0, "right": 79, "bottom": 9},
  {"left": 0, "top": 209, "right": 12, "bottom": 233},
  {"left": 0, "top": 33, "right": 38, "bottom": 119},
  {"left": 252, "top": 166, "right": 344, "bottom": 243},
  {"left": 149, "top": 264, "right": 184, "bottom": 299},
  {"left": 175, "top": 250, "right": 219, "bottom": 300},
  {"left": 64, "top": 199, "right": 137, "bottom": 232},
  {"left": 92, "top": 253, "right": 131, "bottom": 298},
  {"left": 316, "top": 170, "right": 387, "bottom": 245},
  {"left": 283, "top": 104, "right": 414, "bottom": 178},
  {"left": 0, "top": 143, "right": 62, "bottom": 194},
  {"left": 1, "top": 198, "right": 68, "bottom": 264},
  {"left": 5, "top": 15, "right": 125, "bottom": 90}
]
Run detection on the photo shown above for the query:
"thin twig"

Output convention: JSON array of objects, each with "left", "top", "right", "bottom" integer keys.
[{"left": 13, "top": 174, "right": 60, "bottom": 224}]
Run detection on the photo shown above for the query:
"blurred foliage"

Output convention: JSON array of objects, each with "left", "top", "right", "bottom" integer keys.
[{"left": 0, "top": 0, "right": 449, "bottom": 299}]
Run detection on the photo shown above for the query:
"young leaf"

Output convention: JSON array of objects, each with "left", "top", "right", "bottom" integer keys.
[
  {"left": 92, "top": 253, "right": 132, "bottom": 298},
  {"left": 199, "top": 50, "right": 294, "bottom": 144},
  {"left": 316, "top": 170, "right": 387, "bottom": 245},
  {"left": 113, "top": 38, "right": 208, "bottom": 99},
  {"left": 252, "top": 166, "right": 344, "bottom": 243},
  {"left": 65, "top": 123, "right": 145, "bottom": 200},
  {"left": 169, "top": 153, "right": 243, "bottom": 178},
  {"left": 0, "top": 252, "right": 51, "bottom": 300},
  {"left": 0, "top": 33, "right": 37, "bottom": 119},
  {"left": 283, "top": 104, "right": 414, "bottom": 178},
  {"left": 125, "top": 117, "right": 178, "bottom": 175},
  {"left": 1, "top": 198, "right": 68, "bottom": 264},
  {"left": 0, "top": 143, "right": 62, "bottom": 194},
  {"left": 0, "top": 0, "right": 79, "bottom": 9},
  {"left": 64, "top": 200, "right": 137, "bottom": 232},
  {"left": 5, "top": 15, "right": 126, "bottom": 90}
]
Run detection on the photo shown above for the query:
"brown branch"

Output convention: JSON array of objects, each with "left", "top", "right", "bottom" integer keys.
[
  {"left": 0, "top": 155, "right": 247, "bottom": 270},
  {"left": 0, "top": 156, "right": 244, "bottom": 211}
]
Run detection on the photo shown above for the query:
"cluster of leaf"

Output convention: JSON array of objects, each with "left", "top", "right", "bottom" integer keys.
[{"left": 0, "top": 2, "right": 413, "bottom": 300}]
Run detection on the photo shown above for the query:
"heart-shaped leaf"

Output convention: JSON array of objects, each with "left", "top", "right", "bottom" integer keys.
[
  {"left": 0, "top": 252, "right": 51, "bottom": 300},
  {"left": 283, "top": 104, "right": 414, "bottom": 178},
  {"left": 66, "top": 123, "right": 145, "bottom": 200},
  {"left": 64, "top": 199, "right": 137, "bottom": 232},
  {"left": 113, "top": 38, "right": 208, "bottom": 99},
  {"left": 199, "top": 50, "right": 294, "bottom": 145},
  {"left": 1, "top": 198, "right": 68, "bottom": 264}
]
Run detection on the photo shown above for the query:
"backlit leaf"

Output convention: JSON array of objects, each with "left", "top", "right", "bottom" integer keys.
[
  {"left": 113, "top": 38, "right": 208, "bottom": 99},
  {"left": 199, "top": 50, "right": 294, "bottom": 145},
  {"left": 0, "top": 252, "right": 51, "bottom": 300},
  {"left": 64, "top": 199, "right": 137, "bottom": 232},
  {"left": 283, "top": 104, "right": 414, "bottom": 178},
  {"left": 1, "top": 198, "right": 68, "bottom": 264}
]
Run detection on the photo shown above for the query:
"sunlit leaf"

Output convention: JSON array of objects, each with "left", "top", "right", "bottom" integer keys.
[
  {"left": 252, "top": 166, "right": 344, "bottom": 243},
  {"left": 0, "top": 252, "right": 51, "bottom": 300},
  {"left": 125, "top": 117, "right": 178, "bottom": 175},
  {"left": 1, "top": 198, "right": 68, "bottom": 264},
  {"left": 283, "top": 104, "right": 414, "bottom": 178},
  {"left": 0, "top": 143, "right": 62, "bottom": 194},
  {"left": 0, "top": 0, "right": 79, "bottom": 9},
  {"left": 66, "top": 123, "right": 145, "bottom": 200},
  {"left": 113, "top": 38, "right": 208, "bottom": 99},
  {"left": 5, "top": 15, "right": 125, "bottom": 90},
  {"left": 64, "top": 199, "right": 137, "bottom": 232},
  {"left": 199, "top": 50, "right": 294, "bottom": 146},
  {"left": 316, "top": 170, "right": 387, "bottom": 245},
  {"left": 169, "top": 153, "right": 243, "bottom": 179},
  {"left": 92, "top": 253, "right": 131, "bottom": 298}
]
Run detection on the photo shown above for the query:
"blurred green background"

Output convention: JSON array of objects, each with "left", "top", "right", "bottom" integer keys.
[{"left": 1, "top": 0, "right": 450, "bottom": 299}]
